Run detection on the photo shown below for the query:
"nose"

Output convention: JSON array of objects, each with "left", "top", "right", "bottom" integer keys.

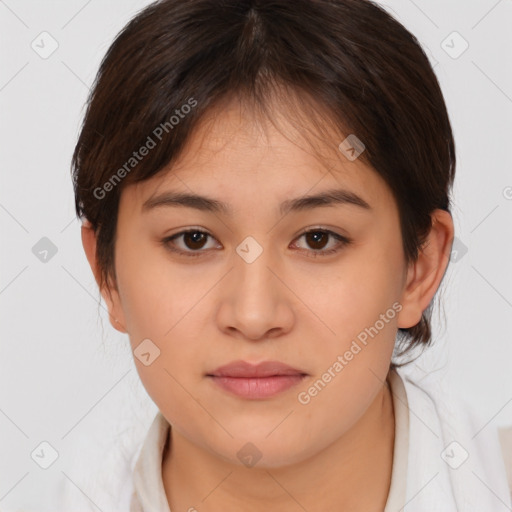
[{"left": 215, "top": 244, "right": 295, "bottom": 341}]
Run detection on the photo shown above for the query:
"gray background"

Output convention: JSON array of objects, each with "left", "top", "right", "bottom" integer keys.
[{"left": 1, "top": 0, "right": 511, "bottom": 510}]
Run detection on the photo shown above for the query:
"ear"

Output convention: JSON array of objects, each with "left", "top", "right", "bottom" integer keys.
[
  {"left": 81, "top": 220, "right": 127, "bottom": 333},
  {"left": 397, "top": 209, "right": 454, "bottom": 329}
]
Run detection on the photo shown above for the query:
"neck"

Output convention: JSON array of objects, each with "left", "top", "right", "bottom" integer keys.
[{"left": 162, "top": 376, "right": 395, "bottom": 512}]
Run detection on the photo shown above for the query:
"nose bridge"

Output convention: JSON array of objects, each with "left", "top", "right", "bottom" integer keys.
[
  {"left": 216, "top": 236, "right": 294, "bottom": 340},
  {"left": 234, "top": 237, "right": 278, "bottom": 309}
]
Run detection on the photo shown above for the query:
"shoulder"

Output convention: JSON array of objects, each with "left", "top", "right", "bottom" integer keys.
[
  {"left": 393, "top": 366, "right": 512, "bottom": 505},
  {"left": 55, "top": 414, "right": 150, "bottom": 511}
]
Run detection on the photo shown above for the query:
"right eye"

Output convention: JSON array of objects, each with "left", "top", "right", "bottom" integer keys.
[{"left": 161, "top": 229, "right": 222, "bottom": 257}]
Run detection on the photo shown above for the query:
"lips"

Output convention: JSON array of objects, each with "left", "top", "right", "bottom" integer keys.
[
  {"left": 207, "top": 360, "right": 308, "bottom": 399},
  {"left": 208, "top": 360, "right": 307, "bottom": 378}
]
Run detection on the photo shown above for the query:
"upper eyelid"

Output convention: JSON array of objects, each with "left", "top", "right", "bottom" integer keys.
[
  {"left": 168, "top": 225, "right": 346, "bottom": 237},
  {"left": 165, "top": 228, "right": 348, "bottom": 251},
  {"left": 168, "top": 229, "right": 221, "bottom": 248}
]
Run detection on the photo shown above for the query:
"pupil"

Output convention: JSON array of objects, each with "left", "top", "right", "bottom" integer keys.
[
  {"left": 186, "top": 232, "right": 206, "bottom": 249},
  {"left": 307, "top": 231, "right": 327, "bottom": 250}
]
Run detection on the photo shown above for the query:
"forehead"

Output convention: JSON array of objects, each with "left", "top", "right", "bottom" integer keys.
[{"left": 122, "top": 98, "right": 396, "bottom": 216}]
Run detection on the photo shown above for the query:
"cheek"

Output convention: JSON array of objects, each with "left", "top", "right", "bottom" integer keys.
[
  {"left": 115, "top": 239, "right": 202, "bottom": 339},
  {"left": 115, "top": 242, "right": 215, "bottom": 391},
  {"left": 115, "top": 246, "right": 208, "bottom": 419},
  {"left": 296, "top": 251, "right": 401, "bottom": 353},
  {"left": 291, "top": 258, "right": 399, "bottom": 439}
]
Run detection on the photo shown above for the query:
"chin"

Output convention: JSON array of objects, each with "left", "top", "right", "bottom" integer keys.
[{"left": 210, "top": 434, "right": 319, "bottom": 470}]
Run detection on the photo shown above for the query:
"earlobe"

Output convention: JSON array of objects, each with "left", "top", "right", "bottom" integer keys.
[
  {"left": 102, "top": 288, "right": 128, "bottom": 334},
  {"left": 80, "top": 220, "right": 128, "bottom": 334},
  {"left": 397, "top": 209, "right": 454, "bottom": 329}
]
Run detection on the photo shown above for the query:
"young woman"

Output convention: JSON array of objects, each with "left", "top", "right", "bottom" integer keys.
[{"left": 62, "top": 0, "right": 512, "bottom": 510}]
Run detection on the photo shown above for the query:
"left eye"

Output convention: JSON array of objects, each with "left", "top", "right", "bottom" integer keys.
[
  {"left": 162, "top": 228, "right": 351, "bottom": 258},
  {"left": 292, "top": 229, "right": 351, "bottom": 256}
]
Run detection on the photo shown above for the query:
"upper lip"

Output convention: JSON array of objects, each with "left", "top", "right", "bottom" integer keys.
[{"left": 208, "top": 360, "right": 307, "bottom": 378}]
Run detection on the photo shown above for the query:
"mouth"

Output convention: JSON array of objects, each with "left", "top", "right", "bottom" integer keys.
[{"left": 206, "top": 360, "right": 308, "bottom": 399}]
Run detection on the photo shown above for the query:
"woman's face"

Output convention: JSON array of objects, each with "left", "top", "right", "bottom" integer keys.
[{"left": 107, "top": 101, "right": 412, "bottom": 467}]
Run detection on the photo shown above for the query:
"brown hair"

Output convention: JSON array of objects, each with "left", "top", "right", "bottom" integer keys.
[{"left": 72, "top": 0, "right": 456, "bottom": 365}]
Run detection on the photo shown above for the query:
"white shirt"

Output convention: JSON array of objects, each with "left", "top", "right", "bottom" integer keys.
[{"left": 57, "top": 367, "right": 512, "bottom": 511}]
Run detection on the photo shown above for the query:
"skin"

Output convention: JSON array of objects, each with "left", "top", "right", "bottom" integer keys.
[{"left": 82, "top": 98, "right": 454, "bottom": 512}]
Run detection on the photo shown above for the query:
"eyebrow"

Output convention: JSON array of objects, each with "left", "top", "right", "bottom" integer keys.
[{"left": 142, "top": 188, "right": 371, "bottom": 216}]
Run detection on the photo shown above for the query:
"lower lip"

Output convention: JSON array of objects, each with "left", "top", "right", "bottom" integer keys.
[{"left": 209, "top": 375, "right": 306, "bottom": 399}]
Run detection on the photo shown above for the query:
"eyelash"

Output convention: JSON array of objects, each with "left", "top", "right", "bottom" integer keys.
[{"left": 161, "top": 228, "right": 352, "bottom": 259}]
